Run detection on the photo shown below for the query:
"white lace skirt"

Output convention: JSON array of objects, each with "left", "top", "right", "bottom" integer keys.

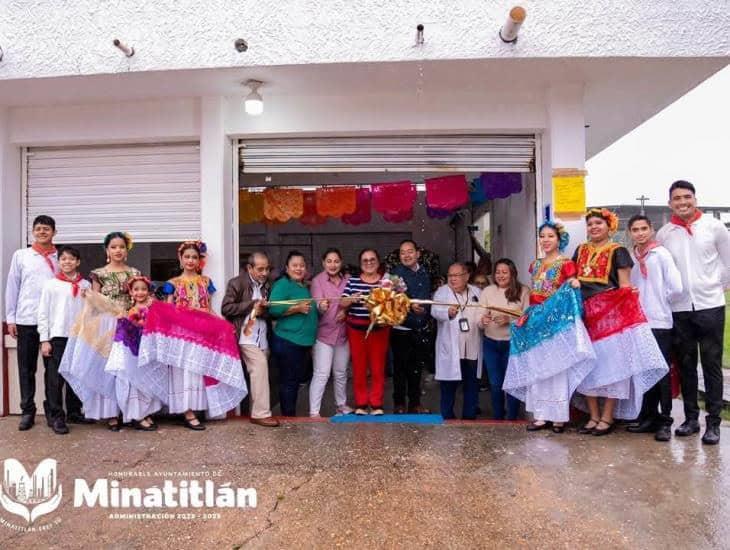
[{"left": 167, "top": 367, "right": 208, "bottom": 413}]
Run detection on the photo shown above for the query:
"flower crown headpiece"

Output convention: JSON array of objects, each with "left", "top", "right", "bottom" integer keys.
[
  {"left": 585, "top": 208, "right": 620, "bottom": 235},
  {"left": 177, "top": 240, "right": 208, "bottom": 272},
  {"left": 104, "top": 231, "right": 134, "bottom": 251},
  {"left": 126, "top": 275, "right": 152, "bottom": 293},
  {"left": 538, "top": 219, "right": 570, "bottom": 252}
]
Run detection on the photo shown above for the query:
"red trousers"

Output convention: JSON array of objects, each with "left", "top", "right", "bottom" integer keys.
[{"left": 347, "top": 325, "right": 391, "bottom": 408}]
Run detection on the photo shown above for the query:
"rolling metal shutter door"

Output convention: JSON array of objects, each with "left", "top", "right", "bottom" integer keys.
[
  {"left": 240, "top": 135, "right": 535, "bottom": 173},
  {"left": 25, "top": 143, "right": 201, "bottom": 244}
]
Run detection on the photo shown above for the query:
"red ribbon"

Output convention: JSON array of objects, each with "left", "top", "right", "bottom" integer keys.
[
  {"left": 670, "top": 209, "right": 702, "bottom": 235},
  {"left": 56, "top": 272, "right": 82, "bottom": 297},
  {"left": 32, "top": 243, "right": 57, "bottom": 274}
]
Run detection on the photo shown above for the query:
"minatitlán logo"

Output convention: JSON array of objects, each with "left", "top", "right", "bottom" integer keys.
[{"left": 0, "top": 458, "right": 62, "bottom": 525}]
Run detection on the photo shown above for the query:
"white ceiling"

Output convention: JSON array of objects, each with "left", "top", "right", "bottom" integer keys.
[{"left": 1, "top": 57, "right": 727, "bottom": 158}]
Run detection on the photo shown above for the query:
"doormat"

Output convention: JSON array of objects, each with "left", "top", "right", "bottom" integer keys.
[{"left": 330, "top": 414, "right": 444, "bottom": 425}]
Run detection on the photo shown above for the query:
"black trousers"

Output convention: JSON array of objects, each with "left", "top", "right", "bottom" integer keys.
[
  {"left": 638, "top": 329, "right": 673, "bottom": 426},
  {"left": 672, "top": 306, "right": 725, "bottom": 425},
  {"left": 390, "top": 328, "right": 429, "bottom": 408},
  {"left": 46, "top": 337, "right": 83, "bottom": 421},
  {"left": 16, "top": 325, "right": 50, "bottom": 416}
]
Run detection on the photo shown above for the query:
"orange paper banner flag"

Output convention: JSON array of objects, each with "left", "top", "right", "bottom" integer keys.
[
  {"left": 263, "top": 188, "right": 304, "bottom": 223},
  {"left": 315, "top": 187, "right": 358, "bottom": 217},
  {"left": 239, "top": 190, "right": 264, "bottom": 224}
]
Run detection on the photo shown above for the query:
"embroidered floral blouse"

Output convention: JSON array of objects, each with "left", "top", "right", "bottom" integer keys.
[
  {"left": 528, "top": 257, "right": 577, "bottom": 306},
  {"left": 162, "top": 275, "right": 216, "bottom": 311},
  {"left": 90, "top": 266, "right": 141, "bottom": 310},
  {"left": 572, "top": 243, "right": 633, "bottom": 300}
]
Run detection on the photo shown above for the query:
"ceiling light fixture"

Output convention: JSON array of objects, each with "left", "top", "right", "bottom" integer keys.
[
  {"left": 243, "top": 80, "right": 264, "bottom": 116},
  {"left": 499, "top": 6, "right": 527, "bottom": 43}
]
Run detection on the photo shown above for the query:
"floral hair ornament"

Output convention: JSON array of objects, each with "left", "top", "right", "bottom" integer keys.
[
  {"left": 177, "top": 240, "right": 208, "bottom": 272},
  {"left": 126, "top": 275, "right": 153, "bottom": 293},
  {"left": 538, "top": 219, "right": 570, "bottom": 252},
  {"left": 585, "top": 208, "right": 619, "bottom": 235}
]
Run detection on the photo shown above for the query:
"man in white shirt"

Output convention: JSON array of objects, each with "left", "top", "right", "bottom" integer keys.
[
  {"left": 626, "top": 214, "right": 683, "bottom": 442},
  {"left": 37, "top": 246, "right": 92, "bottom": 434},
  {"left": 4, "top": 215, "right": 59, "bottom": 431},
  {"left": 656, "top": 181, "right": 730, "bottom": 445}
]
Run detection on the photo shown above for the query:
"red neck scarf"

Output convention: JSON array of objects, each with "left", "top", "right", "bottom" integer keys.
[
  {"left": 32, "top": 243, "right": 57, "bottom": 274},
  {"left": 56, "top": 272, "right": 82, "bottom": 297},
  {"left": 670, "top": 209, "right": 702, "bottom": 235},
  {"left": 634, "top": 241, "right": 659, "bottom": 279}
]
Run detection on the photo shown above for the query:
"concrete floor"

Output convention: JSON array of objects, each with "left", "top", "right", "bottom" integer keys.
[{"left": 1, "top": 410, "right": 728, "bottom": 549}]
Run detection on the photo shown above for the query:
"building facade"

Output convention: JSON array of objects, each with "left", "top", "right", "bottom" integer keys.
[{"left": 1, "top": 1, "right": 729, "bottom": 414}]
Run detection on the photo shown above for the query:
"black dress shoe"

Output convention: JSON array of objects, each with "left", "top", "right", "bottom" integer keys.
[
  {"left": 46, "top": 415, "right": 54, "bottom": 427},
  {"left": 67, "top": 413, "right": 96, "bottom": 425},
  {"left": 675, "top": 420, "right": 700, "bottom": 437},
  {"left": 701, "top": 424, "right": 720, "bottom": 445},
  {"left": 18, "top": 414, "right": 35, "bottom": 431},
  {"left": 52, "top": 418, "right": 69, "bottom": 435},
  {"left": 654, "top": 425, "right": 672, "bottom": 442},
  {"left": 627, "top": 419, "right": 659, "bottom": 434}
]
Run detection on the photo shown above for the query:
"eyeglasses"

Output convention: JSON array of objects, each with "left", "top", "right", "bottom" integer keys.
[{"left": 447, "top": 272, "right": 467, "bottom": 278}]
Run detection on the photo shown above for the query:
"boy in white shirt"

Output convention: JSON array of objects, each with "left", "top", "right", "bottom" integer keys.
[
  {"left": 4, "top": 215, "right": 59, "bottom": 431},
  {"left": 626, "top": 214, "right": 683, "bottom": 442},
  {"left": 37, "top": 246, "right": 92, "bottom": 434},
  {"left": 656, "top": 180, "right": 730, "bottom": 445}
]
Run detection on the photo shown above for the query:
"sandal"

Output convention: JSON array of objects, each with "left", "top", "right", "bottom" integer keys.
[
  {"left": 552, "top": 423, "right": 566, "bottom": 434},
  {"left": 132, "top": 419, "right": 156, "bottom": 432},
  {"left": 526, "top": 421, "right": 551, "bottom": 432},
  {"left": 578, "top": 418, "right": 600, "bottom": 434},
  {"left": 592, "top": 420, "right": 615, "bottom": 436},
  {"left": 107, "top": 419, "right": 121, "bottom": 432},
  {"left": 183, "top": 415, "right": 206, "bottom": 431}
]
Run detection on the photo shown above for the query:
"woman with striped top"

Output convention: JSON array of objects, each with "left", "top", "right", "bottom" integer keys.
[{"left": 340, "top": 248, "right": 390, "bottom": 415}]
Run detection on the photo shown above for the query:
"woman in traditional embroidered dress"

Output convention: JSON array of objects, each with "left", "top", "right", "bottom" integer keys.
[
  {"left": 91, "top": 232, "right": 141, "bottom": 311},
  {"left": 87, "top": 232, "right": 139, "bottom": 430},
  {"left": 504, "top": 222, "right": 594, "bottom": 433},
  {"left": 161, "top": 241, "right": 215, "bottom": 430},
  {"left": 572, "top": 208, "right": 668, "bottom": 436},
  {"left": 106, "top": 276, "right": 160, "bottom": 431}
]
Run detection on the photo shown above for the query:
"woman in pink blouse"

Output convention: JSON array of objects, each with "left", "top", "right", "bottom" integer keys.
[{"left": 309, "top": 248, "right": 353, "bottom": 417}]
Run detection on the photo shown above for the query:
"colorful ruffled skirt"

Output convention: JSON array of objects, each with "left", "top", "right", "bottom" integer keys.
[
  {"left": 104, "top": 318, "right": 163, "bottom": 422},
  {"left": 574, "top": 287, "right": 668, "bottom": 419},
  {"left": 504, "top": 284, "right": 595, "bottom": 422},
  {"left": 59, "top": 292, "right": 121, "bottom": 420},
  {"left": 137, "top": 302, "right": 248, "bottom": 417}
]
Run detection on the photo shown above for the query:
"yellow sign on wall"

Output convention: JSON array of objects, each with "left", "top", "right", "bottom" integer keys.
[{"left": 553, "top": 169, "right": 586, "bottom": 217}]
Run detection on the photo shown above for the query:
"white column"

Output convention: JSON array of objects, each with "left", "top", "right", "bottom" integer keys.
[
  {"left": 545, "top": 84, "right": 587, "bottom": 257},
  {"left": 1, "top": 107, "right": 23, "bottom": 416},
  {"left": 199, "top": 96, "right": 234, "bottom": 311}
]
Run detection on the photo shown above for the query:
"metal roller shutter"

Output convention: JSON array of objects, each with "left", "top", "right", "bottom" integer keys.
[
  {"left": 239, "top": 134, "right": 535, "bottom": 173},
  {"left": 25, "top": 143, "right": 201, "bottom": 244}
]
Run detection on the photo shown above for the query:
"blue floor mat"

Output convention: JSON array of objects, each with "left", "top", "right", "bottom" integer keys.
[{"left": 330, "top": 414, "right": 444, "bottom": 425}]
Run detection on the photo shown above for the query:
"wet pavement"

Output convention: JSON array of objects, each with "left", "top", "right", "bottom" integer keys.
[{"left": 1, "top": 411, "right": 728, "bottom": 549}]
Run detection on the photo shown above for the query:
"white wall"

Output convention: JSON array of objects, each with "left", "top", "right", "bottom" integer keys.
[{"left": 1, "top": 1, "right": 728, "bottom": 80}]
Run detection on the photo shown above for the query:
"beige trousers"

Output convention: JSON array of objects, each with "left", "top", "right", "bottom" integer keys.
[{"left": 239, "top": 345, "right": 272, "bottom": 419}]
